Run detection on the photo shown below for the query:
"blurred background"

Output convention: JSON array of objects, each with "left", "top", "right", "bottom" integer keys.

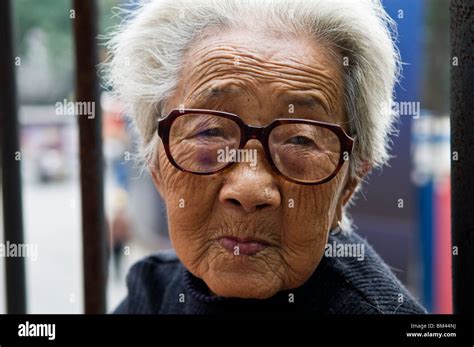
[{"left": 0, "top": 0, "right": 451, "bottom": 313}]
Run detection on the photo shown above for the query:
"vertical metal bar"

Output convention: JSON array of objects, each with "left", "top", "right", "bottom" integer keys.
[
  {"left": 0, "top": 0, "right": 27, "bottom": 314},
  {"left": 72, "top": 0, "right": 107, "bottom": 314},
  {"left": 450, "top": 0, "right": 474, "bottom": 314}
]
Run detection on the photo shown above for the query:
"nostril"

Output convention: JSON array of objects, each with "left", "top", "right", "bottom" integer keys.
[
  {"left": 256, "top": 203, "right": 270, "bottom": 210},
  {"left": 219, "top": 186, "right": 280, "bottom": 213},
  {"left": 227, "top": 198, "right": 242, "bottom": 207}
]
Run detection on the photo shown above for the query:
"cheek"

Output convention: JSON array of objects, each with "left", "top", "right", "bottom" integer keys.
[
  {"left": 157, "top": 147, "right": 223, "bottom": 268},
  {"left": 278, "top": 174, "right": 344, "bottom": 287}
]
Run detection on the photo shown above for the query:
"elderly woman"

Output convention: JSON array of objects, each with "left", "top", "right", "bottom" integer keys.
[{"left": 107, "top": 0, "right": 425, "bottom": 314}]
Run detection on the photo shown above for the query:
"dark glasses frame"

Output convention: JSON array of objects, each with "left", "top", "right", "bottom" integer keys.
[{"left": 157, "top": 108, "right": 355, "bottom": 185}]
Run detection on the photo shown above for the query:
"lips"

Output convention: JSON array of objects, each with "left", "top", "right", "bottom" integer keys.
[{"left": 218, "top": 237, "right": 269, "bottom": 255}]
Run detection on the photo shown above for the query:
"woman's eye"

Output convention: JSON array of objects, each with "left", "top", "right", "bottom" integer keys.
[
  {"left": 287, "top": 135, "right": 314, "bottom": 146},
  {"left": 196, "top": 128, "right": 223, "bottom": 137}
]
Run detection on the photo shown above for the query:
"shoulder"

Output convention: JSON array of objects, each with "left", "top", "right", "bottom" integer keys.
[
  {"left": 322, "top": 232, "right": 426, "bottom": 314},
  {"left": 114, "top": 250, "right": 184, "bottom": 314}
]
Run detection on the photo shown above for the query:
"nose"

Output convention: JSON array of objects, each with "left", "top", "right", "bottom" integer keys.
[{"left": 218, "top": 143, "right": 281, "bottom": 213}]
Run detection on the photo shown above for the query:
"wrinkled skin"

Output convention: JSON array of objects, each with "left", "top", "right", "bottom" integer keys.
[{"left": 150, "top": 29, "right": 360, "bottom": 299}]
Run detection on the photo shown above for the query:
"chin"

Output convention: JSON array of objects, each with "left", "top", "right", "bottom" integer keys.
[
  {"left": 204, "top": 273, "right": 281, "bottom": 299},
  {"left": 200, "top": 261, "right": 284, "bottom": 299},
  {"left": 194, "top": 250, "right": 284, "bottom": 299}
]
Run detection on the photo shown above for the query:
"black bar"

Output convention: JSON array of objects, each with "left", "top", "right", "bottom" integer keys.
[
  {"left": 72, "top": 0, "right": 107, "bottom": 314},
  {"left": 0, "top": 314, "right": 472, "bottom": 345},
  {"left": 450, "top": 0, "right": 474, "bottom": 314},
  {"left": 0, "top": 0, "right": 27, "bottom": 314}
]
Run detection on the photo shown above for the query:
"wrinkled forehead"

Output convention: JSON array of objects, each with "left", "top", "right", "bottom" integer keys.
[{"left": 169, "top": 29, "right": 345, "bottom": 124}]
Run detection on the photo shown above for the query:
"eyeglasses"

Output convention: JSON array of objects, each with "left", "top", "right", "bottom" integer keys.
[{"left": 157, "top": 109, "right": 355, "bottom": 185}]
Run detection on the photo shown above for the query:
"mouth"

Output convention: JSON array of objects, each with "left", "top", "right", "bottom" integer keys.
[{"left": 217, "top": 236, "right": 270, "bottom": 256}]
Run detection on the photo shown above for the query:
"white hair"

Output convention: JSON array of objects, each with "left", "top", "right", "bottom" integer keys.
[{"left": 104, "top": 0, "right": 401, "bottom": 233}]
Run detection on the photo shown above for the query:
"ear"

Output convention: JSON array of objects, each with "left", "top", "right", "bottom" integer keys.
[
  {"left": 341, "top": 175, "right": 359, "bottom": 205},
  {"left": 331, "top": 161, "right": 372, "bottom": 229},
  {"left": 341, "top": 161, "right": 373, "bottom": 205}
]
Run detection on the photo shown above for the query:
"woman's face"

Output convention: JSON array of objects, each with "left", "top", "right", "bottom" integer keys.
[{"left": 150, "top": 29, "right": 357, "bottom": 299}]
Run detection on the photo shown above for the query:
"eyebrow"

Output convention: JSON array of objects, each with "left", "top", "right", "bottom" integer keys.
[
  {"left": 279, "top": 93, "right": 327, "bottom": 113},
  {"left": 193, "top": 84, "right": 244, "bottom": 103},
  {"left": 191, "top": 85, "right": 329, "bottom": 117}
]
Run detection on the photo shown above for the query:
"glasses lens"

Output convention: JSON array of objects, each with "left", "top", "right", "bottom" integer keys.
[
  {"left": 169, "top": 113, "right": 241, "bottom": 173},
  {"left": 269, "top": 123, "right": 341, "bottom": 183}
]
